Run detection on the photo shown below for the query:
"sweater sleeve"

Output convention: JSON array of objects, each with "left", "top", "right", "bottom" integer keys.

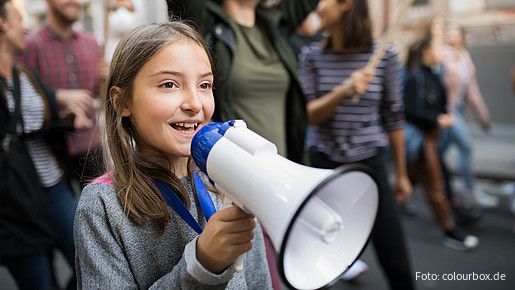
[
  {"left": 298, "top": 45, "right": 318, "bottom": 102},
  {"left": 149, "top": 236, "right": 238, "bottom": 289},
  {"left": 381, "top": 45, "right": 405, "bottom": 131},
  {"left": 74, "top": 183, "right": 238, "bottom": 289},
  {"left": 74, "top": 184, "right": 139, "bottom": 289}
]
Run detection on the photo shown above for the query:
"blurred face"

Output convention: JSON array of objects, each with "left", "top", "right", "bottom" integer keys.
[
  {"left": 422, "top": 44, "right": 439, "bottom": 66},
  {"left": 123, "top": 39, "right": 214, "bottom": 162},
  {"left": 316, "top": 0, "right": 350, "bottom": 31},
  {"left": 1, "top": 2, "right": 28, "bottom": 52},
  {"left": 431, "top": 17, "right": 445, "bottom": 41},
  {"left": 46, "top": 0, "right": 82, "bottom": 25},
  {"left": 446, "top": 26, "right": 463, "bottom": 48}
]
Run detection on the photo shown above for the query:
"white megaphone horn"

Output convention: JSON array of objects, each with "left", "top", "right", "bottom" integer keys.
[{"left": 191, "top": 120, "right": 379, "bottom": 290}]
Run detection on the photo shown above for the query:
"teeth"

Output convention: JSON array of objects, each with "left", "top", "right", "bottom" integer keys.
[{"left": 172, "top": 122, "right": 198, "bottom": 129}]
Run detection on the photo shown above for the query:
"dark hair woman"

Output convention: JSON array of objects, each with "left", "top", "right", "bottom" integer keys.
[
  {"left": 298, "top": 0, "right": 415, "bottom": 288},
  {"left": 404, "top": 36, "right": 480, "bottom": 251}
]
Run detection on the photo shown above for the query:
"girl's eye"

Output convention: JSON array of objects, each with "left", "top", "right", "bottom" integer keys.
[
  {"left": 199, "top": 82, "right": 212, "bottom": 90},
  {"left": 160, "top": 81, "right": 177, "bottom": 89}
]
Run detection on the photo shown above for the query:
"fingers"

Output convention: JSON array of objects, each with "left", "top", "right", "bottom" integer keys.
[
  {"left": 215, "top": 206, "right": 254, "bottom": 222},
  {"left": 351, "top": 68, "right": 374, "bottom": 95},
  {"left": 73, "top": 90, "right": 95, "bottom": 112},
  {"left": 221, "top": 230, "right": 255, "bottom": 246},
  {"left": 60, "top": 89, "right": 95, "bottom": 113},
  {"left": 196, "top": 207, "right": 256, "bottom": 273},
  {"left": 73, "top": 112, "right": 93, "bottom": 130}
]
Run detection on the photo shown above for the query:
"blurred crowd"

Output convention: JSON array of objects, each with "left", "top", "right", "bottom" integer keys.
[{"left": 0, "top": 0, "right": 513, "bottom": 289}]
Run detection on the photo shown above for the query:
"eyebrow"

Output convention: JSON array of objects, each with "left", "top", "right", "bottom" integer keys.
[{"left": 150, "top": 70, "right": 213, "bottom": 78}]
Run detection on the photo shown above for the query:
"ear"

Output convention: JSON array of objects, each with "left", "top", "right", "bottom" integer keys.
[{"left": 110, "top": 86, "right": 131, "bottom": 117}]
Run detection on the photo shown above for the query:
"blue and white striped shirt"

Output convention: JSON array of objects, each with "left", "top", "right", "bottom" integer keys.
[
  {"left": 6, "top": 72, "right": 63, "bottom": 187},
  {"left": 298, "top": 43, "right": 405, "bottom": 163}
]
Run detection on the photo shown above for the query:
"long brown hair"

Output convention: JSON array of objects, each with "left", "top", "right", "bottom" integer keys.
[
  {"left": 102, "top": 21, "right": 213, "bottom": 234},
  {"left": 326, "top": 0, "right": 373, "bottom": 52}
]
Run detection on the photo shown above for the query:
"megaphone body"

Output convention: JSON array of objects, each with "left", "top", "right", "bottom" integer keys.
[{"left": 191, "top": 120, "right": 379, "bottom": 290}]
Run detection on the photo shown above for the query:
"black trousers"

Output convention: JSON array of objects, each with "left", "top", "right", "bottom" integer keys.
[{"left": 309, "top": 149, "right": 415, "bottom": 290}]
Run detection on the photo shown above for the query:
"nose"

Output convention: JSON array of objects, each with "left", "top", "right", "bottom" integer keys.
[{"left": 181, "top": 88, "right": 202, "bottom": 115}]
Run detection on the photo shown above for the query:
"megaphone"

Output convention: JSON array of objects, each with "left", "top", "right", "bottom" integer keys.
[{"left": 191, "top": 120, "right": 379, "bottom": 290}]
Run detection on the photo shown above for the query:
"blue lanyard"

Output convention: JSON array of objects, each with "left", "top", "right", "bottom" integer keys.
[{"left": 155, "top": 172, "right": 217, "bottom": 234}]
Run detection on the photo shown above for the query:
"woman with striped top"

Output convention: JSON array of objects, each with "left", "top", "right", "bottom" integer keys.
[
  {"left": 298, "top": 0, "right": 414, "bottom": 289},
  {"left": 0, "top": 1, "right": 90, "bottom": 288}
]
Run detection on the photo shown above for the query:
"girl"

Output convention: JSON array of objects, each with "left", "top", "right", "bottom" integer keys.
[
  {"left": 73, "top": 22, "right": 272, "bottom": 289},
  {"left": 298, "top": 0, "right": 414, "bottom": 289},
  {"left": 167, "top": 1, "right": 317, "bottom": 286}
]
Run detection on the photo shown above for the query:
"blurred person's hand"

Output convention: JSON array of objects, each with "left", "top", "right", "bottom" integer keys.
[
  {"left": 56, "top": 89, "right": 96, "bottom": 114},
  {"left": 437, "top": 113, "right": 454, "bottom": 129},
  {"left": 394, "top": 174, "right": 413, "bottom": 205},
  {"left": 480, "top": 117, "right": 491, "bottom": 133},
  {"left": 72, "top": 110, "right": 94, "bottom": 130},
  {"left": 297, "top": 12, "right": 321, "bottom": 36},
  {"left": 111, "top": 0, "right": 134, "bottom": 12},
  {"left": 338, "top": 68, "right": 374, "bottom": 102},
  {"left": 351, "top": 68, "right": 374, "bottom": 95},
  {"left": 56, "top": 89, "right": 97, "bottom": 130}
]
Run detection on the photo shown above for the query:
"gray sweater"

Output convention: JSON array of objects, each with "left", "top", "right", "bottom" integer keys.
[{"left": 74, "top": 176, "right": 273, "bottom": 289}]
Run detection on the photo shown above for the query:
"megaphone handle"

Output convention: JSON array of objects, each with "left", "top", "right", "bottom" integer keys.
[
  {"left": 222, "top": 197, "right": 246, "bottom": 271},
  {"left": 234, "top": 255, "right": 244, "bottom": 271}
]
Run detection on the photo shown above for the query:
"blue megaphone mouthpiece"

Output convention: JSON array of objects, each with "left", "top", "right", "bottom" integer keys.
[{"left": 191, "top": 120, "right": 237, "bottom": 174}]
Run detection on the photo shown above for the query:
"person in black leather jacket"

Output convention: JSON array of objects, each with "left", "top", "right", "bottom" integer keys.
[{"left": 404, "top": 36, "right": 480, "bottom": 252}]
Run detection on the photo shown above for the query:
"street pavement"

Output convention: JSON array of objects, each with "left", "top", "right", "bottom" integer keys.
[{"left": 327, "top": 122, "right": 515, "bottom": 290}]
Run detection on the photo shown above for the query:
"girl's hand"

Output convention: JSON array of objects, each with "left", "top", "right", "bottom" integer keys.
[{"left": 196, "top": 206, "right": 255, "bottom": 273}]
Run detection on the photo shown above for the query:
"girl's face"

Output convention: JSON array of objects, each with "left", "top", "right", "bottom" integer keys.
[
  {"left": 124, "top": 39, "right": 214, "bottom": 161},
  {"left": 316, "top": 0, "right": 349, "bottom": 31}
]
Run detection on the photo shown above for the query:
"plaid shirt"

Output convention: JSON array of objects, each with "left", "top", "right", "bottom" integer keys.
[{"left": 23, "top": 24, "right": 101, "bottom": 156}]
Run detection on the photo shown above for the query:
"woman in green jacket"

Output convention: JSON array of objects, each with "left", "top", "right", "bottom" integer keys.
[{"left": 168, "top": 0, "right": 317, "bottom": 164}]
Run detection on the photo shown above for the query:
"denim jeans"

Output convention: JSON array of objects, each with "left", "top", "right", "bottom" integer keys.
[
  {"left": 2, "top": 254, "right": 52, "bottom": 290},
  {"left": 45, "top": 180, "right": 77, "bottom": 284},
  {"left": 439, "top": 112, "right": 474, "bottom": 191}
]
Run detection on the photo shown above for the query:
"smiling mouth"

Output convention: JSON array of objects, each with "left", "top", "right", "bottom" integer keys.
[{"left": 170, "top": 122, "right": 199, "bottom": 131}]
